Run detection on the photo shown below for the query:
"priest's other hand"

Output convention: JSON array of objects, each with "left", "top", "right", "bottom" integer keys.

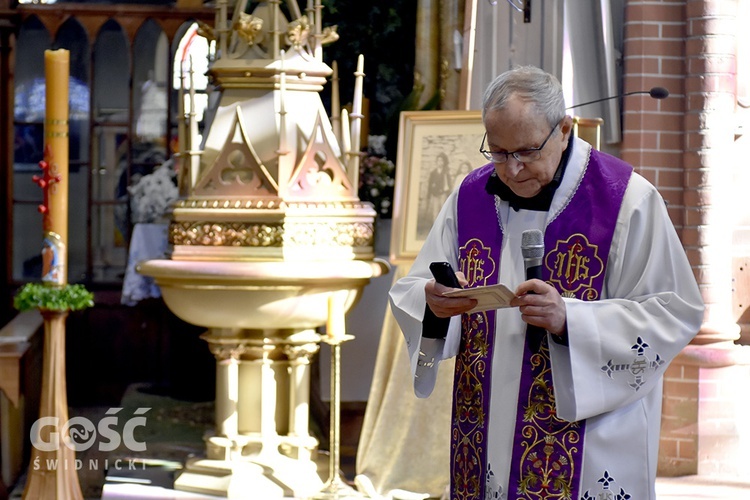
[
  {"left": 425, "top": 271, "right": 475, "bottom": 318},
  {"left": 511, "top": 279, "right": 567, "bottom": 336}
]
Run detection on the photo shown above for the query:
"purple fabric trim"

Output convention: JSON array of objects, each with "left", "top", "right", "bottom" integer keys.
[
  {"left": 508, "top": 336, "right": 586, "bottom": 498},
  {"left": 451, "top": 149, "right": 632, "bottom": 499},
  {"left": 543, "top": 150, "right": 633, "bottom": 301},
  {"left": 452, "top": 163, "right": 499, "bottom": 500}
]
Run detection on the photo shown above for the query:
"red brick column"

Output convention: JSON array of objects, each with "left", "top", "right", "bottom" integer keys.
[
  {"left": 680, "top": 2, "right": 750, "bottom": 480},
  {"left": 622, "top": 0, "right": 748, "bottom": 478},
  {"left": 684, "top": 0, "right": 740, "bottom": 345},
  {"left": 622, "top": 1, "right": 739, "bottom": 344}
]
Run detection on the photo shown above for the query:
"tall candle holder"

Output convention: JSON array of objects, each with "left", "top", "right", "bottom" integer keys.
[
  {"left": 311, "top": 296, "right": 365, "bottom": 499},
  {"left": 13, "top": 48, "right": 93, "bottom": 500}
]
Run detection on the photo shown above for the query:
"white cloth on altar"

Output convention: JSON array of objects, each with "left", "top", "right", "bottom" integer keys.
[
  {"left": 121, "top": 223, "right": 168, "bottom": 306},
  {"left": 388, "top": 138, "right": 704, "bottom": 499}
]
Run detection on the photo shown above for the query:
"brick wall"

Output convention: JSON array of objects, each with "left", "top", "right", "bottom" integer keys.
[
  {"left": 660, "top": 358, "right": 699, "bottom": 474},
  {"left": 695, "top": 361, "right": 750, "bottom": 476},
  {"left": 683, "top": 0, "right": 738, "bottom": 347},
  {"left": 622, "top": 0, "right": 749, "bottom": 477},
  {"left": 621, "top": 0, "right": 687, "bottom": 228}
]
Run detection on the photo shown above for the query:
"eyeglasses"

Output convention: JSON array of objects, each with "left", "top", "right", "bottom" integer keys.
[{"left": 479, "top": 124, "right": 559, "bottom": 164}]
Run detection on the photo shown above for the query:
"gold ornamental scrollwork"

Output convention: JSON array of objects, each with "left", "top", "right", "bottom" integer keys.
[
  {"left": 196, "top": 21, "right": 217, "bottom": 43},
  {"left": 170, "top": 221, "right": 284, "bottom": 247},
  {"left": 170, "top": 221, "right": 373, "bottom": 248},
  {"left": 319, "top": 25, "right": 339, "bottom": 46},
  {"left": 207, "top": 343, "right": 247, "bottom": 361},
  {"left": 286, "top": 16, "right": 311, "bottom": 49},
  {"left": 283, "top": 342, "right": 320, "bottom": 362},
  {"left": 233, "top": 13, "right": 264, "bottom": 47},
  {"left": 284, "top": 222, "right": 373, "bottom": 248}
]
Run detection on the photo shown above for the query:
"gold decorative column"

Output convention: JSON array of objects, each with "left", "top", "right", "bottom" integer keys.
[{"left": 23, "top": 310, "right": 82, "bottom": 500}]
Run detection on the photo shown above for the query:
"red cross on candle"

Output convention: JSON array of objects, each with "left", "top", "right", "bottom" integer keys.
[{"left": 32, "top": 145, "right": 63, "bottom": 216}]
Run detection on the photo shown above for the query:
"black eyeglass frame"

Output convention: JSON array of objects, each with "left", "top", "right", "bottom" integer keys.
[{"left": 479, "top": 123, "right": 560, "bottom": 164}]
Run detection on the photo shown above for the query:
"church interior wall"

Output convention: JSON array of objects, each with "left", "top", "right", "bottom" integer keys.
[{"left": 1, "top": 0, "right": 750, "bottom": 493}]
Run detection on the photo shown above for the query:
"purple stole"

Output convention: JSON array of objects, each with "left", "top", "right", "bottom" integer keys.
[{"left": 451, "top": 148, "right": 632, "bottom": 499}]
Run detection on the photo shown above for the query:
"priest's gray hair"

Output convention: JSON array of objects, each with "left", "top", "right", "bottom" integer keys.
[{"left": 482, "top": 66, "right": 566, "bottom": 127}]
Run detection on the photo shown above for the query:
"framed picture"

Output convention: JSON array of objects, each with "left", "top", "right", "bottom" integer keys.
[{"left": 390, "top": 110, "right": 487, "bottom": 263}]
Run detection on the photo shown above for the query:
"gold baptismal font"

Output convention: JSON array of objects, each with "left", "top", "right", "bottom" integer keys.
[{"left": 138, "top": 0, "right": 387, "bottom": 497}]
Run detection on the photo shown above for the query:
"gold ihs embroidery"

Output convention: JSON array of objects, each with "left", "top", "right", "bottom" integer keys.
[
  {"left": 546, "top": 233, "right": 604, "bottom": 298},
  {"left": 552, "top": 240, "right": 590, "bottom": 284},
  {"left": 460, "top": 238, "right": 496, "bottom": 287}
]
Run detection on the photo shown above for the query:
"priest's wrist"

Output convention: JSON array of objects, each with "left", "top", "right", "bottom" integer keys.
[{"left": 550, "top": 324, "right": 569, "bottom": 346}]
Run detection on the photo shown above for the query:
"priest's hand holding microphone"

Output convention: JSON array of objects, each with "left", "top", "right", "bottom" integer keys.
[
  {"left": 514, "top": 229, "right": 568, "bottom": 342},
  {"left": 423, "top": 232, "right": 567, "bottom": 340}
]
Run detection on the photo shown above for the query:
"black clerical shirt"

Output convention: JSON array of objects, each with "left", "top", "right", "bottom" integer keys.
[
  {"left": 485, "top": 133, "right": 574, "bottom": 212},
  {"left": 483, "top": 134, "right": 574, "bottom": 345}
]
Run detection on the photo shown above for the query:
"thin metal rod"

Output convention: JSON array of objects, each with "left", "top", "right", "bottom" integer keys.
[
  {"left": 328, "top": 343, "right": 344, "bottom": 488},
  {"left": 312, "top": 335, "right": 362, "bottom": 499}
]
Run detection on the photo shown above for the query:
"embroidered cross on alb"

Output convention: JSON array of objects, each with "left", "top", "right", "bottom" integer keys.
[{"left": 601, "top": 336, "right": 664, "bottom": 391}]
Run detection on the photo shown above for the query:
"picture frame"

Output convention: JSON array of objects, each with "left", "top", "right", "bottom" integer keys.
[{"left": 390, "top": 110, "right": 487, "bottom": 263}]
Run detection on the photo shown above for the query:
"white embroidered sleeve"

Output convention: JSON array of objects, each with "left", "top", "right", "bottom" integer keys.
[{"left": 549, "top": 174, "right": 704, "bottom": 422}]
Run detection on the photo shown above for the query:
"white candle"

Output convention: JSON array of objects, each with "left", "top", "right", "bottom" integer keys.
[
  {"left": 331, "top": 60, "right": 341, "bottom": 144},
  {"left": 341, "top": 108, "right": 351, "bottom": 163},
  {"left": 327, "top": 294, "right": 346, "bottom": 338},
  {"left": 278, "top": 49, "right": 288, "bottom": 154},
  {"left": 349, "top": 54, "right": 365, "bottom": 193}
]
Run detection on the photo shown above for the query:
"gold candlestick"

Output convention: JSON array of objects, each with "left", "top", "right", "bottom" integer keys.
[
  {"left": 23, "top": 310, "right": 83, "bottom": 500},
  {"left": 312, "top": 295, "right": 363, "bottom": 499}
]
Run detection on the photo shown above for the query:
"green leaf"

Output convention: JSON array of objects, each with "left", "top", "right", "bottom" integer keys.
[{"left": 14, "top": 283, "right": 95, "bottom": 312}]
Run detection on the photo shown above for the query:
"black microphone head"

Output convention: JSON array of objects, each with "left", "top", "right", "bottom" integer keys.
[
  {"left": 521, "top": 229, "right": 544, "bottom": 260},
  {"left": 649, "top": 87, "right": 669, "bottom": 99}
]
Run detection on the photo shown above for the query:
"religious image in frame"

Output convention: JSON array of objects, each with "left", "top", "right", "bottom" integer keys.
[{"left": 390, "top": 110, "right": 486, "bottom": 263}]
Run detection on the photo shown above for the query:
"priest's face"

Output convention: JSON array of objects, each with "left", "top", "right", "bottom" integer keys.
[{"left": 483, "top": 98, "right": 573, "bottom": 199}]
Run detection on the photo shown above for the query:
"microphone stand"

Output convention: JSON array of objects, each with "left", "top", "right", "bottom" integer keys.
[
  {"left": 566, "top": 87, "right": 668, "bottom": 144},
  {"left": 567, "top": 88, "right": 669, "bottom": 110}
]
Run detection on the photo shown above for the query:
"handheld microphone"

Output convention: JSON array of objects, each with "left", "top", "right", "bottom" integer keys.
[
  {"left": 521, "top": 229, "right": 546, "bottom": 343},
  {"left": 567, "top": 87, "right": 669, "bottom": 110},
  {"left": 522, "top": 229, "right": 544, "bottom": 281}
]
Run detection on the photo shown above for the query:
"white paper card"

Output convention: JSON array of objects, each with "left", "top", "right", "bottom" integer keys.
[{"left": 442, "top": 283, "right": 516, "bottom": 313}]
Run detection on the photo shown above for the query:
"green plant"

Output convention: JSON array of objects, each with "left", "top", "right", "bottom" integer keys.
[{"left": 14, "top": 282, "right": 94, "bottom": 312}]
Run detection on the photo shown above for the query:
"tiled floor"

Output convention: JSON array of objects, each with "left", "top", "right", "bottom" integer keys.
[
  {"left": 8, "top": 383, "right": 358, "bottom": 500},
  {"left": 8, "top": 383, "right": 750, "bottom": 499},
  {"left": 656, "top": 475, "right": 750, "bottom": 499}
]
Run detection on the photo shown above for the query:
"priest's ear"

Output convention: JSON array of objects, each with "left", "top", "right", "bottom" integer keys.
[{"left": 559, "top": 115, "right": 575, "bottom": 142}]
